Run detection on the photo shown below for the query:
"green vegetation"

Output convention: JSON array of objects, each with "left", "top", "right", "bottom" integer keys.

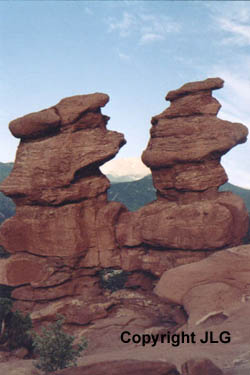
[
  {"left": 0, "top": 297, "right": 12, "bottom": 325},
  {"left": 107, "top": 174, "right": 250, "bottom": 212},
  {"left": 107, "top": 175, "right": 156, "bottom": 211},
  {"left": 0, "top": 162, "right": 13, "bottom": 182},
  {"left": 32, "top": 315, "right": 87, "bottom": 374},
  {"left": 0, "top": 300, "right": 87, "bottom": 372},
  {"left": 0, "top": 297, "right": 33, "bottom": 351},
  {"left": 219, "top": 182, "right": 250, "bottom": 211},
  {"left": 0, "top": 162, "right": 15, "bottom": 224},
  {"left": 99, "top": 268, "right": 129, "bottom": 292},
  {"left": 0, "top": 193, "right": 15, "bottom": 225}
]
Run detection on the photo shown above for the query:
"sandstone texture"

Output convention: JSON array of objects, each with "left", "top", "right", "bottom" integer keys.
[
  {"left": 152, "top": 244, "right": 250, "bottom": 374},
  {"left": 155, "top": 245, "right": 250, "bottom": 326},
  {"left": 138, "top": 77, "right": 248, "bottom": 251},
  {"left": 181, "top": 358, "right": 223, "bottom": 375},
  {"left": 55, "top": 357, "right": 225, "bottom": 375},
  {"left": 0, "top": 80, "right": 249, "bottom": 375},
  {"left": 0, "top": 93, "right": 129, "bottom": 324},
  {"left": 56, "top": 359, "right": 180, "bottom": 375},
  {"left": 0, "top": 92, "right": 187, "bottom": 333}
]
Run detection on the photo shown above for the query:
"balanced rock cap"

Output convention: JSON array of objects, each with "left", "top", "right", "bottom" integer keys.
[
  {"left": 9, "top": 92, "right": 109, "bottom": 139},
  {"left": 55, "top": 93, "right": 109, "bottom": 125},
  {"left": 166, "top": 77, "right": 224, "bottom": 101},
  {"left": 9, "top": 108, "right": 60, "bottom": 139}
]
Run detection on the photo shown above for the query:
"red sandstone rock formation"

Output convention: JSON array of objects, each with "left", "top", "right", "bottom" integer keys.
[
  {"left": 0, "top": 93, "right": 129, "bottom": 324},
  {"left": 0, "top": 93, "right": 125, "bottom": 257},
  {"left": 56, "top": 359, "right": 181, "bottom": 375},
  {"left": 0, "top": 78, "right": 248, "bottom": 339},
  {"left": 117, "top": 78, "right": 248, "bottom": 253},
  {"left": 181, "top": 358, "right": 223, "bottom": 375},
  {"left": 0, "top": 92, "right": 185, "bottom": 332},
  {"left": 155, "top": 245, "right": 250, "bottom": 324},
  {"left": 154, "top": 243, "right": 250, "bottom": 375}
]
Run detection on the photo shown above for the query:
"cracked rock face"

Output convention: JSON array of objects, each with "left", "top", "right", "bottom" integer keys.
[
  {"left": 135, "top": 77, "right": 249, "bottom": 249},
  {"left": 0, "top": 79, "right": 248, "bottom": 337},
  {"left": 55, "top": 360, "right": 181, "bottom": 375},
  {"left": 142, "top": 79, "right": 247, "bottom": 191},
  {"left": 3, "top": 93, "right": 125, "bottom": 205},
  {"left": 0, "top": 94, "right": 126, "bottom": 258}
]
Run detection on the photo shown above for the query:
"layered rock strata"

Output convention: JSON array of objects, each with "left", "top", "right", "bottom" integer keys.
[
  {"left": 0, "top": 93, "right": 185, "bottom": 331},
  {"left": 117, "top": 78, "right": 248, "bottom": 253},
  {"left": 56, "top": 359, "right": 181, "bottom": 375},
  {"left": 154, "top": 244, "right": 250, "bottom": 375},
  {"left": 0, "top": 94, "right": 125, "bottom": 256},
  {"left": 155, "top": 244, "right": 250, "bottom": 325},
  {"left": 0, "top": 94, "right": 130, "bottom": 324},
  {"left": 56, "top": 358, "right": 223, "bottom": 375},
  {"left": 0, "top": 78, "right": 248, "bottom": 333}
]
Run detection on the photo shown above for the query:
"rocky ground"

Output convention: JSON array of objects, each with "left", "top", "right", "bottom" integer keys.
[{"left": 0, "top": 331, "right": 250, "bottom": 375}]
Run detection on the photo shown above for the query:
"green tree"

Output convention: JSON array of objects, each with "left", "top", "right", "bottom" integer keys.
[
  {"left": 32, "top": 315, "right": 87, "bottom": 374},
  {"left": 0, "top": 298, "right": 33, "bottom": 351},
  {"left": 6, "top": 309, "right": 33, "bottom": 350}
]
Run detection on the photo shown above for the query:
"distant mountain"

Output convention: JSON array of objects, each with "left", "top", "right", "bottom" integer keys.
[
  {"left": 106, "top": 174, "right": 139, "bottom": 184},
  {"left": 107, "top": 175, "right": 250, "bottom": 212},
  {"left": 0, "top": 162, "right": 13, "bottom": 181},
  {"left": 0, "top": 162, "right": 15, "bottom": 224},
  {"left": 100, "top": 157, "right": 150, "bottom": 183},
  {"left": 107, "top": 176, "right": 250, "bottom": 245},
  {"left": 107, "top": 175, "right": 156, "bottom": 211},
  {"left": 219, "top": 183, "right": 250, "bottom": 211}
]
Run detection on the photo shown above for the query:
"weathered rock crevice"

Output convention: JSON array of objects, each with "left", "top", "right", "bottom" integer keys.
[{"left": 0, "top": 78, "right": 248, "bottom": 334}]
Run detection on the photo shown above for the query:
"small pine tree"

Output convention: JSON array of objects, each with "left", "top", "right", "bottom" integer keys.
[
  {"left": 0, "top": 297, "right": 33, "bottom": 351},
  {"left": 0, "top": 297, "right": 12, "bottom": 343},
  {"left": 0, "top": 298, "right": 12, "bottom": 323},
  {"left": 32, "top": 315, "right": 87, "bottom": 374},
  {"left": 6, "top": 309, "right": 33, "bottom": 350}
]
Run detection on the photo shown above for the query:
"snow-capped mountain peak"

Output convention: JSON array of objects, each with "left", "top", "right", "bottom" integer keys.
[{"left": 100, "top": 157, "right": 150, "bottom": 183}]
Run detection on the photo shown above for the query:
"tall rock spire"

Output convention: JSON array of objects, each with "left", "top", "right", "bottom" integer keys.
[
  {"left": 117, "top": 78, "right": 249, "bottom": 251},
  {"left": 142, "top": 78, "right": 247, "bottom": 201},
  {"left": 0, "top": 93, "right": 126, "bottom": 256}
]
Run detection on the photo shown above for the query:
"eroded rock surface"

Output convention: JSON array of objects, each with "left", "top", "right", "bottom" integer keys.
[
  {"left": 155, "top": 245, "right": 250, "bottom": 320},
  {"left": 0, "top": 79, "right": 248, "bottom": 352},
  {"left": 153, "top": 244, "right": 250, "bottom": 374},
  {"left": 56, "top": 359, "right": 180, "bottom": 375},
  {"left": 181, "top": 358, "right": 224, "bottom": 375},
  {"left": 0, "top": 94, "right": 129, "bottom": 325},
  {"left": 136, "top": 77, "right": 248, "bottom": 250}
]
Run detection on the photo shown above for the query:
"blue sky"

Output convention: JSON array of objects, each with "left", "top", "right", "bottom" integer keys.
[{"left": 1, "top": 1, "right": 250, "bottom": 187}]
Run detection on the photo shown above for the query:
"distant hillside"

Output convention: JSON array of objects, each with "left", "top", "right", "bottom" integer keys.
[
  {"left": 219, "top": 182, "right": 250, "bottom": 211},
  {"left": 107, "top": 175, "right": 250, "bottom": 245},
  {"left": 108, "top": 174, "right": 250, "bottom": 212},
  {"left": 100, "top": 157, "right": 150, "bottom": 183},
  {"left": 108, "top": 175, "right": 156, "bottom": 211},
  {"left": 0, "top": 163, "right": 15, "bottom": 224},
  {"left": 0, "top": 162, "right": 13, "bottom": 181},
  {"left": 106, "top": 174, "right": 140, "bottom": 184}
]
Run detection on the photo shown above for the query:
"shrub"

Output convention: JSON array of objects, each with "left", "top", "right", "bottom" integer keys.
[
  {"left": 0, "top": 297, "right": 33, "bottom": 351},
  {"left": 99, "top": 268, "right": 129, "bottom": 292},
  {"left": 6, "top": 309, "right": 33, "bottom": 350},
  {"left": 32, "top": 315, "right": 87, "bottom": 374},
  {"left": 0, "top": 297, "right": 12, "bottom": 323}
]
